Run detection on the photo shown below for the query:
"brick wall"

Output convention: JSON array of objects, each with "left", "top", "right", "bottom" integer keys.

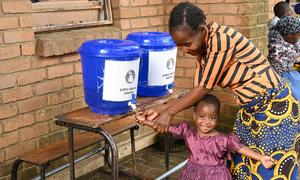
[{"left": 0, "top": 0, "right": 273, "bottom": 179}]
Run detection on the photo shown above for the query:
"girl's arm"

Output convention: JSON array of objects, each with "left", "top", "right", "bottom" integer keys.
[{"left": 237, "top": 147, "right": 275, "bottom": 168}]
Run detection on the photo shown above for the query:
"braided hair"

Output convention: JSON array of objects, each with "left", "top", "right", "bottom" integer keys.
[{"left": 168, "top": 2, "right": 206, "bottom": 33}]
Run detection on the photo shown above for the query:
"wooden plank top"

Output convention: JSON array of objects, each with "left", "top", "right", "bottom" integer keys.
[{"left": 56, "top": 89, "right": 187, "bottom": 129}]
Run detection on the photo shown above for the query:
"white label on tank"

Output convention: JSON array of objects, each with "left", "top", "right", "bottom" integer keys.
[
  {"left": 103, "top": 59, "right": 140, "bottom": 101},
  {"left": 148, "top": 48, "right": 177, "bottom": 86}
]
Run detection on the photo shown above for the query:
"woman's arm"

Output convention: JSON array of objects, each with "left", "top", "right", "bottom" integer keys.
[{"left": 238, "top": 147, "right": 275, "bottom": 168}]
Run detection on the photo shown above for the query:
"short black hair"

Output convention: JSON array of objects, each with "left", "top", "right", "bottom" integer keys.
[
  {"left": 274, "top": 1, "right": 292, "bottom": 18},
  {"left": 168, "top": 2, "right": 206, "bottom": 33},
  {"left": 194, "top": 94, "right": 220, "bottom": 113}
]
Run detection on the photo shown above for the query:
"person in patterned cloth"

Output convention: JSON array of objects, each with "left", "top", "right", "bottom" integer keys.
[{"left": 268, "top": 16, "right": 300, "bottom": 101}]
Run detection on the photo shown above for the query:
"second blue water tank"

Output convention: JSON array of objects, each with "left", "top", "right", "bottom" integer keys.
[{"left": 126, "top": 32, "right": 177, "bottom": 97}]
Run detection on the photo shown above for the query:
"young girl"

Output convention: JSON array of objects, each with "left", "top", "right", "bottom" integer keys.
[{"left": 137, "top": 95, "right": 275, "bottom": 180}]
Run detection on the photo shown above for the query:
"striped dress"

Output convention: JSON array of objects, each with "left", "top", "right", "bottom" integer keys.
[{"left": 194, "top": 22, "right": 300, "bottom": 179}]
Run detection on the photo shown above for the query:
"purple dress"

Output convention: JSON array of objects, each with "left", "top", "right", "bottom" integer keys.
[{"left": 169, "top": 123, "right": 245, "bottom": 180}]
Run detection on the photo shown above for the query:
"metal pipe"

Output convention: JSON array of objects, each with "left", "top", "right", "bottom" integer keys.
[
  {"left": 97, "top": 129, "right": 119, "bottom": 180},
  {"left": 155, "top": 159, "right": 188, "bottom": 180},
  {"left": 32, "top": 147, "right": 106, "bottom": 180},
  {"left": 68, "top": 127, "right": 75, "bottom": 180}
]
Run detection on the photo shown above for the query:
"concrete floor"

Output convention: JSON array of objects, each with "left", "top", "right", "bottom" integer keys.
[{"left": 78, "top": 143, "right": 188, "bottom": 180}]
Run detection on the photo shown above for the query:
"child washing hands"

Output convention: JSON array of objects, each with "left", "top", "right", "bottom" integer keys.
[{"left": 136, "top": 95, "right": 275, "bottom": 180}]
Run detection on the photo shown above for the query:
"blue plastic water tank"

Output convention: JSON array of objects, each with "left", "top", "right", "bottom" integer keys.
[
  {"left": 126, "top": 32, "right": 177, "bottom": 97},
  {"left": 78, "top": 39, "right": 141, "bottom": 115}
]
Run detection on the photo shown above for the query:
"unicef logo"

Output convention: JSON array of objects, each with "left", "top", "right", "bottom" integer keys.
[
  {"left": 167, "top": 58, "right": 175, "bottom": 70},
  {"left": 125, "top": 70, "right": 135, "bottom": 84}
]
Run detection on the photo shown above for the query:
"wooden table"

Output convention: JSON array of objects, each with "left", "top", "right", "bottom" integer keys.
[{"left": 55, "top": 89, "right": 187, "bottom": 180}]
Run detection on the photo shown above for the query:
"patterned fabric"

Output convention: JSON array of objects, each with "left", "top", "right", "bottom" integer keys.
[
  {"left": 230, "top": 83, "right": 300, "bottom": 179},
  {"left": 194, "top": 22, "right": 280, "bottom": 105},
  {"left": 276, "top": 16, "right": 300, "bottom": 36},
  {"left": 267, "top": 16, "right": 280, "bottom": 30},
  {"left": 268, "top": 17, "right": 300, "bottom": 77}
]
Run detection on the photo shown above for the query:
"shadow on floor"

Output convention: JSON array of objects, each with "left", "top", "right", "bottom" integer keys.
[{"left": 78, "top": 144, "right": 188, "bottom": 180}]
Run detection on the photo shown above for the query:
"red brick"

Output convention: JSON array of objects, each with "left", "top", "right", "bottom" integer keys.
[
  {"left": 225, "top": 0, "right": 254, "bottom": 2},
  {"left": 184, "top": 68, "right": 196, "bottom": 78},
  {"left": 35, "top": 79, "right": 62, "bottom": 95},
  {"left": 32, "top": 56, "right": 60, "bottom": 68},
  {"left": 5, "top": 140, "right": 36, "bottom": 161},
  {"left": 206, "top": 15, "right": 224, "bottom": 24},
  {"left": 0, "top": 17, "right": 18, "bottom": 30},
  {"left": 157, "top": 6, "right": 164, "bottom": 15},
  {"left": 120, "top": 7, "right": 140, "bottom": 18},
  {"left": 2, "top": 86, "right": 33, "bottom": 103},
  {"left": 75, "top": 62, "right": 82, "bottom": 73},
  {"left": 61, "top": 53, "right": 80, "bottom": 63},
  {"left": 239, "top": 3, "right": 252, "bottom": 15},
  {"left": 4, "top": 30, "right": 34, "bottom": 43},
  {"left": 49, "top": 119, "right": 64, "bottom": 132},
  {"left": 62, "top": 99, "right": 87, "bottom": 114},
  {"left": 17, "top": 69, "right": 46, "bottom": 85},
  {"left": 19, "top": 15, "right": 33, "bottom": 28},
  {"left": 149, "top": 17, "right": 164, "bottom": 26},
  {"left": 210, "top": 4, "right": 238, "bottom": 14},
  {"left": 47, "top": 64, "right": 74, "bottom": 79},
  {"left": 0, "top": 75, "right": 16, "bottom": 89},
  {"left": 224, "top": 15, "right": 251, "bottom": 26},
  {"left": 18, "top": 96, "right": 47, "bottom": 113},
  {"left": 119, "top": 0, "right": 130, "bottom": 7},
  {"left": 0, "top": 45, "right": 20, "bottom": 60},
  {"left": 149, "top": 0, "right": 164, "bottom": 4},
  {"left": 20, "top": 122, "right": 49, "bottom": 141},
  {"left": 165, "top": 5, "right": 175, "bottom": 15},
  {"left": 175, "top": 68, "right": 184, "bottom": 77},
  {"left": 140, "top": 7, "right": 158, "bottom": 16},
  {"left": 47, "top": 89, "right": 74, "bottom": 105},
  {"left": 131, "top": 0, "right": 148, "bottom": 6},
  {"left": 0, "top": 131, "right": 19, "bottom": 149},
  {"left": 74, "top": 88, "right": 84, "bottom": 98},
  {"left": 131, "top": 18, "right": 150, "bottom": 28},
  {"left": 176, "top": 58, "right": 196, "bottom": 68},
  {"left": 119, "top": 19, "right": 131, "bottom": 30},
  {"left": 21, "top": 42, "right": 35, "bottom": 56},
  {"left": 63, "top": 74, "right": 83, "bottom": 88},
  {"left": 35, "top": 105, "right": 63, "bottom": 122},
  {"left": 2, "top": 0, "right": 32, "bottom": 13},
  {"left": 0, "top": 103, "right": 18, "bottom": 119},
  {"left": 174, "top": 78, "right": 193, "bottom": 89},
  {"left": 0, "top": 151, "right": 4, "bottom": 163},
  {"left": 3, "top": 113, "right": 35, "bottom": 132}
]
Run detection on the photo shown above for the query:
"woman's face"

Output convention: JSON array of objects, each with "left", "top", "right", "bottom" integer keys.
[
  {"left": 170, "top": 26, "right": 207, "bottom": 56},
  {"left": 283, "top": 32, "right": 300, "bottom": 45}
]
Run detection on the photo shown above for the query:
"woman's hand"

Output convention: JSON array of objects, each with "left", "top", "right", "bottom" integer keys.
[
  {"left": 152, "top": 108, "right": 174, "bottom": 133},
  {"left": 261, "top": 156, "right": 275, "bottom": 169}
]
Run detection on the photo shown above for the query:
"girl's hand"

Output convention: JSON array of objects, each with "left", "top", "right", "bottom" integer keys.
[
  {"left": 135, "top": 110, "right": 146, "bottom": 125},
  {"left": 261, "top": 156, "right": 275, "bottom": 169},
  {"left": 152, "top": 109, "right": 174, "bottom": 133}
]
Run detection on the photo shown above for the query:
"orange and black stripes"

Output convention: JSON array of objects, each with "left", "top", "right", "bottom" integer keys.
[{"left": 195, "top": 22, "right": 280, "bottom": 105}]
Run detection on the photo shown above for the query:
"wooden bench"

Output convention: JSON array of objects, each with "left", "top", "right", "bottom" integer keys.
[
  {"left": 11, "top": 123, "right": 138, "bottom": 180},
  {"left": 11, "top": 90, "right": 187, "bottom": 180}
]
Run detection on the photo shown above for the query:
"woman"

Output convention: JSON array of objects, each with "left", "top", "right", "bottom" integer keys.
[
  {"left": 136, "top": 2, "right": 300, "bottom": 179},
  {"left": 268, "top": 16, "right": 300, "bottom": 102}
]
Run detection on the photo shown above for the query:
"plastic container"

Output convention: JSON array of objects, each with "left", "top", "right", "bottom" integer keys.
[
  {"left": 126, "top": 32, "right": 177, "bottom": 97},
  {"left": 78, "top": 39, "right": 141, "bottom": 115}
]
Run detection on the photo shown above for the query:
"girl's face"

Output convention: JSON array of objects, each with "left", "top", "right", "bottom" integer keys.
[
  {"left": 194, "top": 103, "right": 219, "bottom": 134},
  {"left": 170, "top": 25, "right": 207, "bottom": 56}
]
